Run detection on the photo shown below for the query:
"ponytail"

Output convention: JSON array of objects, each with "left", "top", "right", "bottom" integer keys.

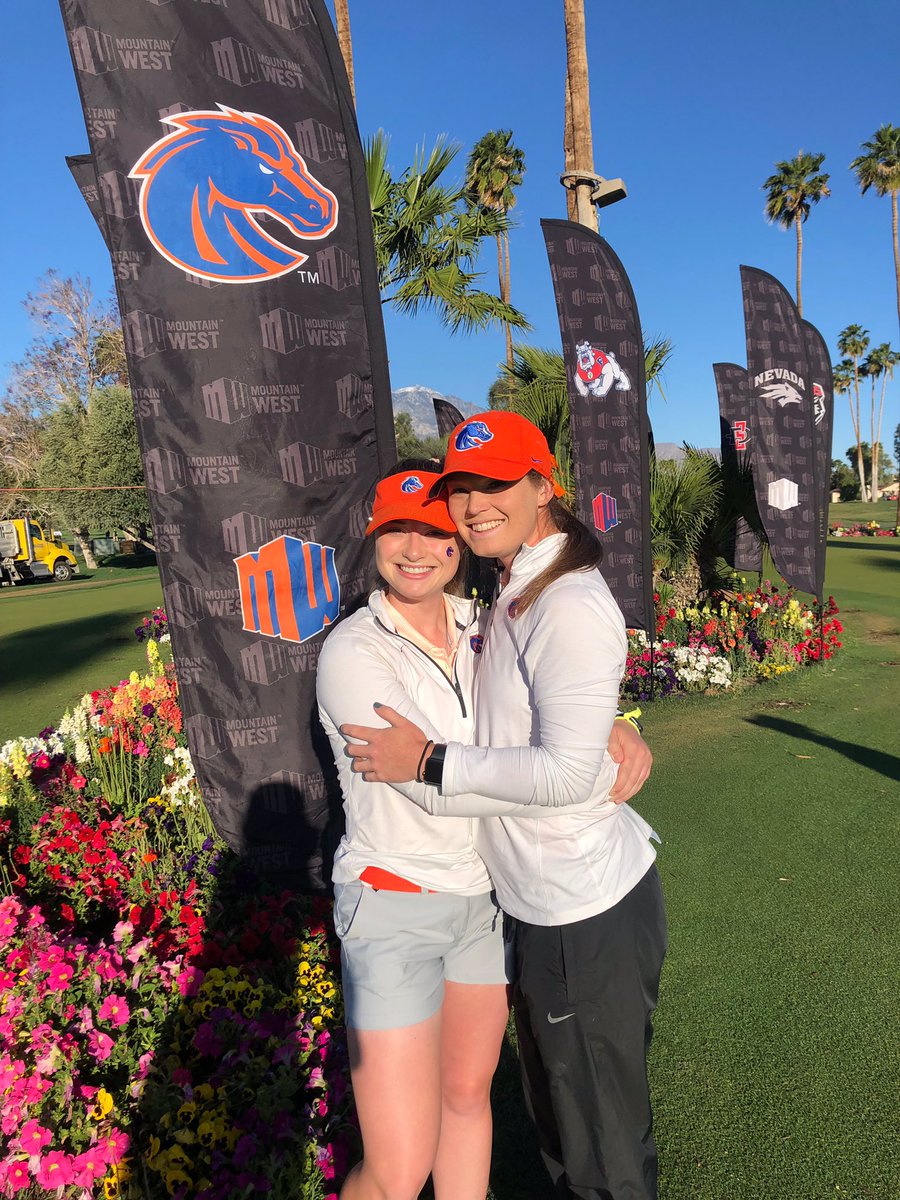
[{"left": 512, "top": 481, "right": 603, "bottom": 617}]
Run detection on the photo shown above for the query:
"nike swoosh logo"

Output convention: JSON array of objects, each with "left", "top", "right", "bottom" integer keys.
[{"left": 547, "top": 1012, "right": 575, "bottom": 1024}]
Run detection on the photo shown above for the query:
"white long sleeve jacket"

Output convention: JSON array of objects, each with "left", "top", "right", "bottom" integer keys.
[
  {"left": 415, "top": 535, "right": 658, "bottom": 926},
  {"left": 316, "top": 589, "right": 492, "bottom": 894}
]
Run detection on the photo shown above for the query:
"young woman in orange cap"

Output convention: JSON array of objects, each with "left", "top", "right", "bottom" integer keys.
[
  {"left": 317, "top": 455, "right": 652, "bottom": 1200},
  {"left": 341, "top": 415, "right": 666, "bottom": 1200}
]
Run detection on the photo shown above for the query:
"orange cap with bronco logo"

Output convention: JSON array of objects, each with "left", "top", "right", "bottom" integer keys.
[
  {"left": 365, "top": 470, "right": 458, "bottom": 536},
  {"left": 429, "top": 411, "right": 566, "bottom": 498}
]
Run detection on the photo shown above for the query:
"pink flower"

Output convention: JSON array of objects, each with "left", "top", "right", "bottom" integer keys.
[
  {"left": 35, "top": 1150, "right": 74, "bottom": 1190},
  {"left": 176, "top": 966, "right": 204, "bottom": 997},
  {"left": 45, "top": 963, "right": 74, "bottom": 992},
  {"left": 87, "top": 1030, "right": 114, "bottom": 1061},
  {"left": 98, "top": 994, "right": 130, "bottom": 1028},
  {"left": 96, "top": 1129, "right": 129, "bottom": 1164},
  {"left": 0, "top": 1158, "right": 32, "bottom": 1194},
  {"left": 71, "top": 1148, "right": 107, "bottom": 1187},
  {"left": 17, "top": 1119, "right": 51, "bottom": 1155},
  {"left": 132, "top": 741, "right": 149, "bottom": 758},
  {"left": 71, "top": 774, "right": 87, "bottom": 790}
]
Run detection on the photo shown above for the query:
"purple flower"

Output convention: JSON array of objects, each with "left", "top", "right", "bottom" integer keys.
[{"left": 142, "top": 703, "right": 156, "bottom": 717}]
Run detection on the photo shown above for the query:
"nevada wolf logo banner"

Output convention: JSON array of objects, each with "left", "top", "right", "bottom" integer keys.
[
  {"left": 741, "top": 266, "right": 819, "bottom": 598},
  {"left": 713, "top": 363, "right": 763, "bottom": 574},
  {"left": 802, "top": 319, "right": 834, "bottom": 601},
  {"left": 59, "top": 0, "right": 395, "bottom": 891},
  {"left": 542, "top": 220, "right": 653, "bottom": 632}
]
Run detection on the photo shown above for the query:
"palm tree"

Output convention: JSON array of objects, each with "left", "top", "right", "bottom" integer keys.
[
  {"left": 866, "top": 343, "right": 899, "bottom": 496},
  {"left": 333, "top": 0, "right": 355, "bottom": 106},
  {"left": 563, "top": 0, "right": 597, "bottom": 231},
  {"left": 851, "top": 125, "right": 900, "bottom": 337},
  {"left": 465, "top": 131, "right": 526, "bottom": 369},
  {"left": 763, "top": 152, "right": 831, "bottom": 315},
  {"left": 365, "top": 131, "right": 529, "bottom": 336},
  {"left": 836, "top": 325, "right": 871, "bottom": 500}
]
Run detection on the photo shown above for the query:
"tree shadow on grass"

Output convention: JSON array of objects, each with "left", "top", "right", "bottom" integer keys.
[
  {"left": 745, "top": 715, "right": 900, "bottom": 782},
  {"left": 0, "top": 612, "right": 149, "bottom": 691},
  {"left": 827, "top": 539, "right": 900, "bottom": 556}
]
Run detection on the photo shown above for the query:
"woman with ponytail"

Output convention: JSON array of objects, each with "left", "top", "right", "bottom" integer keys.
[{"left": 341, "top": 412, "right": 666, "bottom": 1200}]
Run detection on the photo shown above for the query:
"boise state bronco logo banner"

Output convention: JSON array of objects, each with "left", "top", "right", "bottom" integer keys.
[
  {"left": 713, "top": 362, "right": 763, "bottom": 574},
  {"left": 741, "top": 266, "right": 820, "bottom": 598},
  {"left": 802, "top": 319, "right": 834, "bottom": 602},
  {"left": 541, "top": 219, "right": 653, "bottom": 632},
  {"left": 59, "top": 0, "right": 395, "bottom": 891}
]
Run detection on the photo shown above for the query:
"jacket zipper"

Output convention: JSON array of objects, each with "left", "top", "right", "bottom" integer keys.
[{"left": 372, "top": 613, "right": 473, "bottom": 719}]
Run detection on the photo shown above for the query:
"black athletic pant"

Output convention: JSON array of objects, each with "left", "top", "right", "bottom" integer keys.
[{"left": 509, "top": 865, "right": 667, "bottom": 1200}]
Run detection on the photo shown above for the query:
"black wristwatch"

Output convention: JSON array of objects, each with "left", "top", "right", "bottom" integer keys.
[{"left": 422, "top": 743, "right": 447, "bottom": 787}]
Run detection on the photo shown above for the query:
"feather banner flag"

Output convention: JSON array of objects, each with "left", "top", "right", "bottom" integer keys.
[
  {"left": 713, "top": 362, "right": 763, "bottom": 574},
  {"left": 542, "top": 219, "right": 653, "bottom": 631},
  {"left": 59, "top": 0, "right": 395, "bottom": 890},
  {"left": 740, "top": 266, "right": 820, "bottom": 598}
]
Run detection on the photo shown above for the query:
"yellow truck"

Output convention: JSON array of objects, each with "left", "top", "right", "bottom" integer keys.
[{"left": 0, "top": 518, "right": 80, "bottom": 585}]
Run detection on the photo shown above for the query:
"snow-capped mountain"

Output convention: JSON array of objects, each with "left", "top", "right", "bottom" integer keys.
[{"left": 391, "top": 386, "right": 480, "bottom": 437}]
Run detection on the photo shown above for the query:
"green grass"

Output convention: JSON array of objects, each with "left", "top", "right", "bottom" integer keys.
[
  {"left": 490, "top": 540, "right": 900, "bottom": 1200},
  {"left": 3, "top": 538, "right": 898, "bottom": 1198},
  {"left": 828, "top": 498, "right": 897, "bottom": 528},
  {"left": 0, "top": 564, "right": 162, "bottom": 740}
]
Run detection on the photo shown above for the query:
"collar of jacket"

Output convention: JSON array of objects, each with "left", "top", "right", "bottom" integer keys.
[
  {"left": 507, "top": 532, "right": 566, "bottom": 585},
  {"left": 366, "top": 588, "right": 478, "bottom": 634}
]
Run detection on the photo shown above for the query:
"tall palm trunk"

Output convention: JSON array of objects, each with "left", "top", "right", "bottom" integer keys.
[
  {"left": 564, "top": 0, "right": 597, "bottom": 232},
  {"left": 893, "top": 188, "right": 900, "bottom": 339},
  {"left": 563, "top": 73, "right": 578, "bottom": 222},
  {"left": 851, "top": 362, "right": 869, "bottom": 501},
  {"left": 794, "top": 212, "right": 803, "bottom": 315},
  {"left": 503, "top": 231, "right": 513, "bottom": 368},
  {"left": 334, "top": 0, "right": 355, "bottom": 108},
  {"left": 876, "top": 370, "right": 890, "bottom": 502},
  {"left": 870, "top": 371, "right": 878, "bottom": 501}
]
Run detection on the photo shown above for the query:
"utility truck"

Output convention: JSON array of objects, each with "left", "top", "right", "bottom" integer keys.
[{"left": 0, "top": 518, "right": 80, "bottom": 585}]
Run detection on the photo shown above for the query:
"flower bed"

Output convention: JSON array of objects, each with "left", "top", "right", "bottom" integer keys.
[
  {"left": 0, "top": 638, "right": 353, "bottom": 1200},
  {"left": 829, "top": 521, "right": 898, "bottom": 538},
  {"left": 623, "top": 581, "right": 843, "bottom": 701}
]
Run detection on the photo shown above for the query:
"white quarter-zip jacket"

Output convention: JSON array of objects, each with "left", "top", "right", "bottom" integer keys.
[
  {"left": 316, "top": 589, "right": 492, "bottom": 894},
  {"left": 414, "top": 534, "right": 658, "bottom": 926}
]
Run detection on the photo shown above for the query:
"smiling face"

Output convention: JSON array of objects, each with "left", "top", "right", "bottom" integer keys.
[
  {"left": 445, "top": 472, "right": 555, "bottom": 567},
  {"left": 374, "top": 520, "right": 462, "bottom": 604}
]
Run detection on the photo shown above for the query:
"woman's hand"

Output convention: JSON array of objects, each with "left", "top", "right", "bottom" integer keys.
[
  {"left": 607, "top": 720, "right": 653, "bottom": 803},
  {"left": 341, "top": 706, "right": 429, "bottom": 782}
]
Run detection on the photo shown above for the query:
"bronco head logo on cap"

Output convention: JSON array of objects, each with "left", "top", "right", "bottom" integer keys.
[
  {"left": 454, "top": 420, "right": 494, "bottom": 451},
  {"left": 130, "top": 106, "right": 339, "bottom": 284}
]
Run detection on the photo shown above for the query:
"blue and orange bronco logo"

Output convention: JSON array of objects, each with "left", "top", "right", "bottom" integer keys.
[
  {"left": 454, "top": 421, "right": 494, "bottom": 451},
  {"left": 130, "top": 106, "right": 338, "bottom": 283},
  {"left": 400, "top": 475, "right": 424, "bottom": 493}
]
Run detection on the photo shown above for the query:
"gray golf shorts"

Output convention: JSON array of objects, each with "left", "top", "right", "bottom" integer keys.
[{"left": 332, "top": 881, "right": 509, "bottom": 1030}]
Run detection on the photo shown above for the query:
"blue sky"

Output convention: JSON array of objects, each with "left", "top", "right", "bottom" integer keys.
[{"left": 1, "top": 0, "right": 898, "bottom": 462}]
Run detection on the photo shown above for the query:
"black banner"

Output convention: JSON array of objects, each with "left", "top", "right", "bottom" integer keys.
[
  {"left": 802, "top": 319, "right": 834, "bottom": 601},
  {"left": 60, "top": 0, "right": 394, "bottom": 891},
  {"left": 542, "top": 219, "right": 653, "bottom": 631},
  {"left": 713, "top": 362, "right": 763, "bottom": 574},
  {"left": 433, "top": 395, "right": 464, "bottom": 439},
  {"left": 740, "top": 266, "right": 818, "bottom": 598},
  {"left": 66, "top": 153, "right": 108, "bottom": 238}
]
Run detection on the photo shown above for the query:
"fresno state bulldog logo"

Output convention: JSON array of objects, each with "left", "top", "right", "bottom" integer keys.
[
  {"left": 573, "top": 342, "right": 631, "bottom": 399},
  {"left": 130, "top": 106, "right": 339, "bottom": 283},
  {"left": 455, "top": 420, "right": 494, "bottom": 451},
  {"left": 812, "top": 382, "right": 826, "bottom": 426}
]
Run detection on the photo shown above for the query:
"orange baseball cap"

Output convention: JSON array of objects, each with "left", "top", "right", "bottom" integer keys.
[
  {"left": 429, "top": 411, "right": 565, "bottom": 497},
  {"left": 365, "top": 470, "right": 458, "bottom": 536}
]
